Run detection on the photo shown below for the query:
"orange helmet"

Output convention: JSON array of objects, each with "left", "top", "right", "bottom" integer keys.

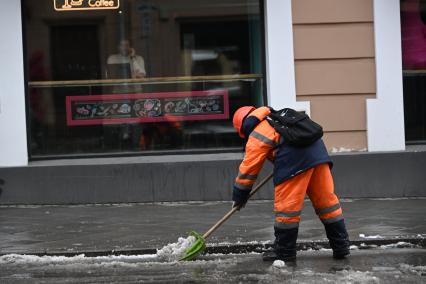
[{"left": 233, "top": 106, "right": 255, "bottom": 138}]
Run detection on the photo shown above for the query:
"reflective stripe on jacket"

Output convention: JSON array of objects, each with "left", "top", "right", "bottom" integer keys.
[
  {"left": 234, "top": 107, "right": 278, "bottom": 191},
  {"left": 234, "top": 106, "right": 332, "bottom": 190}
]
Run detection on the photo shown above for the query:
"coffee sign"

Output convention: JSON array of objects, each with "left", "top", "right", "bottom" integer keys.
[{"left": 54, "top": 0, "right": 120, "bottom": 11}]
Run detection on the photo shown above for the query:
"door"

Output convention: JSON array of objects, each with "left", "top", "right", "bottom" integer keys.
[{"left": 50, "top": 24, "right": 101, "bottom": 80}]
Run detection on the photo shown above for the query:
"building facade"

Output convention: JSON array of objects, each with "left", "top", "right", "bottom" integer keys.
[{"left": 0, "top": 0, "right": 424, "bottom": 204}]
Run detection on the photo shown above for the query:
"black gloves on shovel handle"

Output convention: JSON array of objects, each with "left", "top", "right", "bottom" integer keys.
[{"left": 232, "top": 188, "right": 251, "bottom": 210}]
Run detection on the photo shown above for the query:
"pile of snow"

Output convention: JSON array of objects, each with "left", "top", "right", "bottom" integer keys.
[
  {"left": 372, "top": 266, "right": 397, "bottom": 272},
  {"left": 156, "top": 235, "right": 196, "bottom": 261},
  {"left": 379, "top": 242, "right": 415, "bottom": 249},
  {"left": 0, "top": 253, "right": 158, "bottom": 267},
  {"left": 0, "top": 254, "right": 87, "bottom": 264},
  {"left": 331, "top": 147, "right": 366, "bottom": 153},
  {"left": 319, "top": 248, "right": 332, "bottom": 252},
  {"left": 336, "top": 270, "right": 379, "bottom": 283},
  {"left": 349, "top": 245, "right": 359, "bottom": 250},
  {"left": 399, "top": 264, "right": 426, "bottom": 276},
  {"left": 359, "top": 234, "right": 384, "bottom": 239},
  {"left": 272, "top": 260, "right": 285, "bottom": 268},
  {"left": 293, "top": 269, "right": 379, "bottom": 283},
  {"left": 1, "top": 236, "right": 198, "bottom": 266}
]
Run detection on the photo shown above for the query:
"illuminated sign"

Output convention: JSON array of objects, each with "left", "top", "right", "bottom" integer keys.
[{"left": 54, "top": 0, "right": 120, "bottom": 11}]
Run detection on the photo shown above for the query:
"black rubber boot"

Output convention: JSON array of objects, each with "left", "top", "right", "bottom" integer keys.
[
  {"left": 262, "top": 251, "right": 296, "bottom": 262},
  {"left": 324, "top": 219, "right": 350, "bottom": 259},
  {"left": 263, "top": 226, "right": 298, "bottom": 262}
]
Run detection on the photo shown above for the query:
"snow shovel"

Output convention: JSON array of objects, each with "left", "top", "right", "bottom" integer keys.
[{"left": 181, "top": 171, "right": 274, "bottom": 261}]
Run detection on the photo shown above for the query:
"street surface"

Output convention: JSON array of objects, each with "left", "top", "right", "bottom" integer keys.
[
  {"left": 1, "top": 199, "right": 425, "bottom": 254},
  {"left": 0, "top": 248, "right": 425, "bottom": 283},
  {"left": 0, "top": 199, "right": 425, "bottom": 283}
]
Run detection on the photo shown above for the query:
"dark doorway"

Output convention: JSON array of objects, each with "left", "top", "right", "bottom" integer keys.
[
  {"left": 46, "top": 24, "right": 103, "bottom": 157},
  {"left": 50, "top": 24, "right": 101, "bottom": 80},
  {"left": 403, "top": 74, "right": 426, "bottom": 142}
]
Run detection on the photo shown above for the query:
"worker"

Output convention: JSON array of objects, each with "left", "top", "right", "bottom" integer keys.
[{"left": 231, "top": 106, "right": 350, "bottom": 262}]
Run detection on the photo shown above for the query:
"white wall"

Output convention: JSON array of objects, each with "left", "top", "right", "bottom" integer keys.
[
  {"left": 367, "top": 0, "right": 405, "bottom": 151},
  {"left": 0, "top": 0, "right": 28, "bottom": 167},
  {"left": 264, "top": 0, "right": 310, "bottom": 114},
  {"left": 265, "top": 0, "right": 406, "bottom": 152}
]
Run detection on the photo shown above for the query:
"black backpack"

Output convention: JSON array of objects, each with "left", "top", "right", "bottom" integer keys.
[{"left": 266, "top": 108, "right": 323, "bottom": 147}]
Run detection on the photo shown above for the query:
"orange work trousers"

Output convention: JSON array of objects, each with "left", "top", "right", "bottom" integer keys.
[{"left": 274, "top": 163, "right": 343, "bottom": 229}]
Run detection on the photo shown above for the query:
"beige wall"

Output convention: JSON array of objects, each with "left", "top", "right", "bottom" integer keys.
[{"left": 292, "top": 0, "right": 376, "bottom": 151}]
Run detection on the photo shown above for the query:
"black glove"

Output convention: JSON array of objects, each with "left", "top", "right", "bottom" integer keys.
[{"left": 232, "top": 187, "right": 250, "bottom": 210}]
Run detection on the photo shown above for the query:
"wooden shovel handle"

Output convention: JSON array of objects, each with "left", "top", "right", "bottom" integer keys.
[{"left": 202, "top": 171, "right": 274, "bottom": 239}]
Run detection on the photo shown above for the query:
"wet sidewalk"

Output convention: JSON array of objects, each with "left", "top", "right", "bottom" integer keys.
[{"left": 0, "top": 198, "right": 425, "bottom": 255}]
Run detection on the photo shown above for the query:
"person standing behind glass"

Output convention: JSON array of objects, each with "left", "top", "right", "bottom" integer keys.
[
  {"left": 107, "top": 39, "right": 146, "bottom": 79},
  {"left": 106, "top": 39, "right": 146, "bottom": 150}
]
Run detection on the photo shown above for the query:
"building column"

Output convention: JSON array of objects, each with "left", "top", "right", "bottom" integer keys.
[
  {"left": 264, "top": 0, "right": 310, "bottom": 114},
  {"left": 367, "top": 0, "right": 405, "bottom": 151},
  {"left": 0, "top": 0, "right": 28, "bottom": 167}
]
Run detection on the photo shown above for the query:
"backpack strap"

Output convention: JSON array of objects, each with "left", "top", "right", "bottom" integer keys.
[{"left": 241, "top": 107, "right": 272, "bottom": 138}]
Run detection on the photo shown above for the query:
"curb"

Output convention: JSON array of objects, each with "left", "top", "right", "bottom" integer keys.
[
  {"left": 0, "top": 237, "right": 424, "bottom": 257},
  {"left": 206, "top": 237, "right": 425, "bottom": 255}
]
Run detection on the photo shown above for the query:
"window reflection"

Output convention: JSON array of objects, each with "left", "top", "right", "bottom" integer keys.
[
  {"left": 24, "top": 0, "right": 265, "bottom": 157},
  {"left": 401, "top": 0, "right": 426, "bottom": 142}
]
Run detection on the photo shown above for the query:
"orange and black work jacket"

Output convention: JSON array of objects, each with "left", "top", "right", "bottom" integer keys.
[{"left": 234, "top": 107, "right": 332, "bottom": 192}]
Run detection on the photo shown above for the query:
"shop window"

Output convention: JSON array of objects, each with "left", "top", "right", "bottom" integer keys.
[
  {"left": 23, "top": 0, "right": 266, "bottom": 158},
  {"left": 401, "top": 0, "right": 426, "bottom": 143}
]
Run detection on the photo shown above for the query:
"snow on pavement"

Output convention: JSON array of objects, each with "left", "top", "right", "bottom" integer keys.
[
  {"left": 359, "top": 234, "right": 384, "bottom": 239},
  {"left": 272, "top": 260, "right": 286, "bottom": 268},
  {"left": 156, "top": 235, "right": 196, "bottom": 261},
  {"left": 399, "top": 263, "right": 426, "bottom": 276},
  {"left": 0, "top": 253, "right": 158, "bottom": 266},
  {"left": 0, "top": 236, "right": 197, "bottom": 265},
  {"left": 1, "top": 249, "right": 425, "bottom": 283},
  {"left": 379, "top": 241, "right": 419, "bottom": 249}
]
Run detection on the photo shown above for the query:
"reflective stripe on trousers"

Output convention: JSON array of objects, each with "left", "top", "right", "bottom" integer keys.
[{"left": 315, "top": 203, "right": 341, "bottom": 215}]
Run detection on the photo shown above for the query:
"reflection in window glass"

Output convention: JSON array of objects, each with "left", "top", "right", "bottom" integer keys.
[
  {"left": 401, "top": 0, "right": 426, "bottom": 142},
  {"left": 24, "top": 0, "right": 266, "bottom": 158}
]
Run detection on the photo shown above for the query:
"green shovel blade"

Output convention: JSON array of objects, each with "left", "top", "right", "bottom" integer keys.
[{"left": 180, "top": 231, "right": 206, "bottom": 261}]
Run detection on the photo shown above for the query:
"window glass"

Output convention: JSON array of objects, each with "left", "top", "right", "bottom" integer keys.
[
  {"left": 401, "top": 0, "right": 426, "bottom": 142},
  {"left": 24, "top": 0, "right": 265, "bottom": 158}
]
